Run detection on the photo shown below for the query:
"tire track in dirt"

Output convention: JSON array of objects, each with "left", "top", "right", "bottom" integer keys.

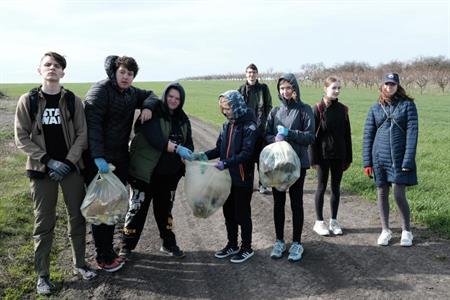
[{"left": 60, "top": 116, "right": 450, "bottom": 299}]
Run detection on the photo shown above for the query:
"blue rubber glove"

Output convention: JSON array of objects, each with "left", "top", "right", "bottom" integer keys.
[
  {"left": 94, "top": 158, "right": 109, "bottom": 173},
  {"left": 192, "top": 152, "right": 208, "bottom": 161},
  {"left": 214, "top": 161, "right": 225, "bottom": 171},
  {"left": 277, "top": 125, "right": 289, "bottom": 136},
  {"left": 176, "top": 145, "right": 193, "bottom": 161},
  {"left": 46, "top": 159, "right": 71, "bottom": 176}
]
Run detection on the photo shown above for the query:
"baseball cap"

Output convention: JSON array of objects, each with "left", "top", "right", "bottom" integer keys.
[{"left": 383, "top": 73, "right": 400, "bottom": 85}]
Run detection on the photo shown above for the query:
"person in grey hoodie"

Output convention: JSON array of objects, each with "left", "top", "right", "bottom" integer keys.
[{"left": 265, "top": 73, "right": 315, "bottom": 262}]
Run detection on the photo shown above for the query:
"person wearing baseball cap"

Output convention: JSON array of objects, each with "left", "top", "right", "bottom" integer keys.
[
  {"left": 382, "top": 72, "right": 400, "bottom": 85},
  {"left": 363, "top": 72, "right": 418, "bottom": 247}
]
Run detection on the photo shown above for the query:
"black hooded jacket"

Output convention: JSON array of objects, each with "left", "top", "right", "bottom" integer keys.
[
  {"left": 84, "top": 55, "right": 160, "bottom": 163},
  {"left": 136, "top": 82, "right": 194, "bottom": 179}
]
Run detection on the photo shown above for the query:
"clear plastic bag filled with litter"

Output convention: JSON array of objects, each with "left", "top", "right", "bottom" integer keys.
[
  {"left": 81, "top": 164, "right": 129, "bottom": 225},
  {"left": 184, "top": 160, "right": 232, "bottom": 218},
  {"left": 259, "top": 141, "right": 301, "bottom": 192}
]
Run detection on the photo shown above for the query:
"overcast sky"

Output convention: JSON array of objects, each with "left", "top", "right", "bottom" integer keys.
[{"left": 0, "top": 0, "right": 448, "bottom": 83}]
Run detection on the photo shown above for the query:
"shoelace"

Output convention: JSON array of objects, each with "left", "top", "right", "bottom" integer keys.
[
  {"left": 274, "top": 242, "right": 284, "bottom": 252},
  {"left": 290, "top": 244, "right": 302, "bottom": 253}
]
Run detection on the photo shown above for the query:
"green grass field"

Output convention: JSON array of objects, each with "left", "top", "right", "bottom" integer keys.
[
  {"left": 0, "top": 80, "right": 448, "bottom": 298},
  {"left": 1, "top": 80, "right": 449, "bottom": 238}
]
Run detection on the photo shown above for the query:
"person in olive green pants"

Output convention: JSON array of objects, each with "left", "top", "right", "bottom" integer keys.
[{"left": 14, "top": 52, "right": 96, "bottom": 296}]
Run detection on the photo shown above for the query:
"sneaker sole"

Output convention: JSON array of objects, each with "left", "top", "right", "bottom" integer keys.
[
  {"left": 400, "top": 241, "right": 413, "bottom": 247},
  {"left": 215, "top": 250, "right": 239, "bottom": 259},
  {"left": 99, "top": 262, "right": 125, "bottom": 273},
  {"left": 288, "top": 256, "right": 303, "bottom": 262},
  {"left": 270, "top": 250, "right": 286, "bottom": 259},
  {"left": 230, "top": 252, "right": 255, "bottom": 263},
  {"left": 160, "top": 247, "right": 186, "bottom": 258},
  {"left": 313, "top": 230, "right": 330, "bottom": 236},
  {"left": 72, "top": 270, "right": 97, "bottom": 281}
]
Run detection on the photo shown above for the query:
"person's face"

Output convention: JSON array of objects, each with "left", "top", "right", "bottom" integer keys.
[
  {"left": 219, "top": 98, "right": 233, "bottom": 119},
  {"left": 325, "top": 81, "right": 341, "bottom": 100},
  {"left": 38, "top": 56, "right": 65, "bottom": 82},
  {"left": 115, "top": 65, "right": 135, "bottom": 90},
  {"left": 383, "top": 82, "right": 398, "bottom": 96},
  {"left": 166, "top": 88, "right": 181, "bottom": 111},
  {"left": 246, "top": 68, "right": 258, "bottom": 85},
  {"left": 279, "top": 81, "right": 294, "bottom": 100}
]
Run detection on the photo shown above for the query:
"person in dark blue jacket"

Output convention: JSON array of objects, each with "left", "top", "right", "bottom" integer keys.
[
  {"left": 265, "top": 73, "right": 315, "bottom": 262},
  {"left": 193, "top": 90, "right": 257, "bottom": 263},
  {"left": 363, "top": 73, "right": 418, "bottom": 247}
]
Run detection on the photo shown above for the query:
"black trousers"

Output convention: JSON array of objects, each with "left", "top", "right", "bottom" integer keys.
[
  {"left": 272, "top": 168, "right": 307, "bottom": 243},
  {"left": 83, "top": 157, "right": 129, "bottom": 264},
  {"left": 314, "top": 159, "right": 344, "bottom": 220},
  {"left": 122, "top": 175, "right": 178, "bottom": 250},
  {"left": 222, "top": 185, "right": 253, "bottom": 250}
]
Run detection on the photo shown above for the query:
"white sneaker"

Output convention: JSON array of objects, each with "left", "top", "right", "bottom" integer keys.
[
  {"left": 400, "top": 230, "right": 413, "bottom": 247},
  {"left": 329, "top": 219, "right": 343, "bottom": 235},
  {"left": 377, "top": 229, "right": 392, "bottom": 246},
  {"left": 313, "top": 220, "right": 330, "bottom": 236}
]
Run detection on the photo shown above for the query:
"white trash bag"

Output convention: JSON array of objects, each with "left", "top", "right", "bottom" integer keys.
[
  {"left": 81, "top": 164, "right": 129, "bottom": 225},
  {"left": 259, "top": 141, "right": 301, "bottom": 192},
  {"left": 184, "top": 160, "right": 232, "bottom": 218}
]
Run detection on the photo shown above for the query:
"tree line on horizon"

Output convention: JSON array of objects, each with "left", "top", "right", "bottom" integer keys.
[{"left": 182, "top": 56, "right": 450, "bottom": 95}]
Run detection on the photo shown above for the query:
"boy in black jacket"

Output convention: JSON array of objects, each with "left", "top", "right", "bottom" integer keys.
[{"left": 193, "top": 90, "right": 257, "bottom": 263}]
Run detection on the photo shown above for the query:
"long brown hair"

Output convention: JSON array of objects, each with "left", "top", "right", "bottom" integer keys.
[{"left": 378, "top": 84, "right": 414, "bottom": 105}]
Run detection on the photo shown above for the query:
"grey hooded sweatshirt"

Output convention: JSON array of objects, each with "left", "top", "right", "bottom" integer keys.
[{"left": 265, "top": 73, "right": 315, "bottom": 168}]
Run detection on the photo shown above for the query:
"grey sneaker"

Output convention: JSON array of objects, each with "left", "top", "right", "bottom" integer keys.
[
  {"left": 288, "top": 242, "right": 304, "bottom": 262},
  {"left": 270, "top": 239, "right": 286, "bottom": 259},
  {"left": 329, "top": 219, "right": 343, "bottom": 235},
  {"left": 36, "top": 276, "right": 52, "bottom": 295},
  {"left": 160, "top": 245, "right": 186, "bottom": 258},
  {"left": 73, "top": 265, "right": 97, "bottom": 280}
]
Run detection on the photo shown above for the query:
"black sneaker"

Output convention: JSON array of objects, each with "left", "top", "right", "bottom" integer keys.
[
  {"left": 230, "top": 248, "right": 254, "bottom": 263},
  {"left": 160, "top": 245, "right": 185, "bottom": 258},
  {"left": 214, "top": 244, "right": 240, "bottom": 259}
]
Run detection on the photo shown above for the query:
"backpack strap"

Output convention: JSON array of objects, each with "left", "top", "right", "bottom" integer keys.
[
  {"left": 62, "top": 88, "right": 76, "bottom": 121},
  {"left": 28, "top": 87, "right": 40, "bottom": 122},
  {"left": 28, "top": 87, "right": 75, "bottom": 122}
]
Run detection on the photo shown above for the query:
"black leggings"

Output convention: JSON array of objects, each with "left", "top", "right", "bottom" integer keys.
[
  {"left": 314, "top": 160, "right": 344, "bottom": 221},
  {"left": 272, "top": 168, "right": 307, "bottom": 243}
]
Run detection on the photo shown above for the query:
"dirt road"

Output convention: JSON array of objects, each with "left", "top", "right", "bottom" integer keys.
[{"left": 60, "top": 116, "right": 450, "bottom": 299}]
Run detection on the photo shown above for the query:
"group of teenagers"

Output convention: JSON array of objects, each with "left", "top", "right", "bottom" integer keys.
[{"left": 14, "top": 52, "right": 419, "bottom": 295}]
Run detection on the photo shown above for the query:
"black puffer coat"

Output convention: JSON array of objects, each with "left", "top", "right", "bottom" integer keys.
[{"left": 84, "top": 55, "right": 160, "bottom": 163}]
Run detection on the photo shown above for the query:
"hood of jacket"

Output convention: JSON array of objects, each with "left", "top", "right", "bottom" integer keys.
[
  {"left": 220, "top": 90, "right": 248, "bottom": 121},
  {"left": 161, "top": 82, "right": 186, "bottom": 117},
  {"left": 104, "top": 55, "right": 139, "bottom": 91},
  {"left": 277, "top": 73, "right": 302, "bottom": 106}
]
